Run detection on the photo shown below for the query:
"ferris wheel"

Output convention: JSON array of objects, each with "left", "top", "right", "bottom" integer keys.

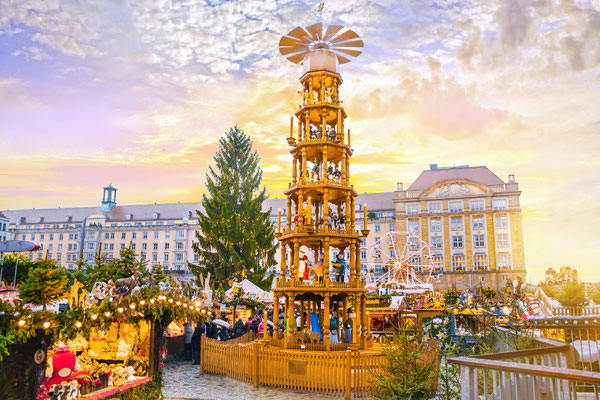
[{"left": 363, "top": 231, "right": 443, "bottom": 294}]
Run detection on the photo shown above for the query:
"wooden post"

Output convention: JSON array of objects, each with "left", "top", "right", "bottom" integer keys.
[
  {"left": 287, "top": 198, "right": 292, "bottom": 230},
  {"left": 324, "top": 293, "right": 331, "bottom": 351},
  {"left": 324, "top": 238, "right": 330, "bottom": 286},
  {"left": 352, "top": 295, "right": 358, "bottom": 345},
  {"left": 345, "top": 350, "right": 352, "bottom": 400},
  {"left": 280, "top": 244, "right": 286, "bottom": 279},
  {"left": 292, "top": 155, "right": 297, "bottom": 185},
  {"left": 361, "top": 294, "right": 367, "bottom": 348},
  {"left": 263, "top": 308, "right": 268, "bottom": 340},
  {"left": 273, "top": 295, "right": 279, "bottom": 336},
  {"left": 322, "top": 146, "right": 328, "bottom": 182},
  {"left": 290, "top": 116, "right": 294, "bottom": 137},
  {"left": 350, "top": 242, "right": 356, "bottom": 284},
  {"left": 300, "top": 301, "right": 305, "bottom": 330},
  {"left": 348, "top": 128, "right": 351, "bottom": 148},
  {"left": 253, "top": 341, "right": 259, "bottom": 388},
  {"left": 293, "top": 241, "right": 300, "bottom": 282}
]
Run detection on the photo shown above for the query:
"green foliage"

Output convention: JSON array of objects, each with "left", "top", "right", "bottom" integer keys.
[
  {"left": 540, "top": 283, "right": 560, "bottom": 299},
  {"left": 226, "top": 296, "right": 263, "bottom": 310},
  {"left": 18, "top": 259, "right": 68, "bottom": 310},
  {"left": 152, "top": 265, "right": 167, "bottom": 284},
  {"left": 444, "top": 288, "right": 459, "bottom": 306},
  {"left": 81, "top": 247, "right": 149, "bottom": 290},
  {"left": 368, "top": 212, "right": 377, "bottom": 219},
  {"left": 482, "top": 286, "right": 497, "bottom": 300},
  {"left": 367, "top": 293, "right": 392, "bottom": 306},
  {"left": 216, "top": 282, "right": 225, "bottom": 301},
  {"left": 374, "top": 327, "right": 438, "bottom": 400},
  {"left": 0, "top": 254, "right": 34, "bottom": 287},
  {"left": 590, "top": 285, "right": 600, "bottom": 305},
  {"left": 116, "top": 372, "right": 164, "bottom": 399},
  {"left": 556, "top": 281, "right": 588, "bottom": 308},
  {"left": 191, "top": 126, "right": 277, "bottom": 291}
]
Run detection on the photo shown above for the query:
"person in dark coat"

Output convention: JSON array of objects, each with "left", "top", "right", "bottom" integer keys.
[
  {"left": 217, "top": 326, "right": 229, "bottom": 341},
  {"left": 233, "top": 318, "right": 245, "bottom": 338},
  {"left": 191, "top": 324, "right": 202, "bottom": 364},
  {"left": 249, "top": 317, "right": 260, "bottom": 334}
]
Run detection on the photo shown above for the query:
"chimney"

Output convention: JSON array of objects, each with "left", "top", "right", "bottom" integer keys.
[
  {"left": 430, "top": 164, "right": 438, "bottom": 170},
  {"left": 508, "top": 174, "right": 515, "bottom": 183},
  {"left": 396, "top": 182, "right": 404, "bottom": 191}
]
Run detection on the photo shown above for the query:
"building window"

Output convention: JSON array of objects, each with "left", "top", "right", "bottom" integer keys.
[
  {"left": 389, "top": 224, "right": 395, "bottom": 232},
  {"left": 470, "top": 200, "right": 484, "bottom": 211},
  {"left": 175, "top": 253, "right": 184, "bottom": 262},
  {"left": 165, "top": 231, "right": 171, "bottom": 239},
  {"left": 104, "top": 233, "right": 110, "bottom": 240},
  {"left": 175, "top": 242, "right": 184, "bottom": 250},
  {"left": 474, "top": 235, "right": 485, "bottom": 248},
  {"left": 164, "top": 253, "right": 169, "bottom": 262},
  {"left": 503, "top": 274, "right": 508, "bottom": 281},
  {"left": 40, "top": 234, "right": 45, "bottom": 240},
  {"left": 408, "top": 220, "right": 419, "bottom": 233},
  {"left": 121, "top": 232, "right": 126, "bottom": 239},
  {"left": 143, "top": 232, "right": 148, "bottom": 239},
  {"left": 362, "top": 238, "right": 367, "bottom": 246},
  {"left": 58, "top": 244, "right": 63, "bottom": 251},
  {"left": 153, "top": 253, "right": 158, "bottom": 262},
  {"left": 497, "top": 234, "right": 509, "bottom": 247},
  {"left": 154, "top": 231, "right": 159, "bottom": 239},
  {"left": 473, "top": 217, "right": 484, "bottom": 230},
  {"left": 449, "top": 201, "right": 463, "bottom": 213},
  {"left": 194, "top": 254, "right": 199, "bottom": 262},
  {"left": 451, "top": 216, "right": 462, "bottom": 231},
  {"left": 374, "top": 224, "right": 381, "bottom": 233},
  {"left": 74, "top": 234, "right": 78, "bottom": 240},
  {"left": 390, "top": 249, "right": 396, "bottom": 259},
  {"left": 30, "top": 234, "right": 35, "bottom": 240},
  {"left": 132, "top": 232, "right": 137, "bottom": 239},
  {"left": 428, "top": 202, "right": 441, "bottom": 213},
  {"left": 408, "top": 237, "right": 420, "bottom": 251},
  {"left": 375, "top": 237, "right": 381, "bottom": 245},
  {"left": 176, "top": 230, "right": 185, "bottom": 239},
  {"left": 430, "top": 236, "right": 442, "bottom": 249},
  {"left": 50, "top": 234, "right": 54, "bottom": 240},
  {"left": 479, "top": 276, "right": 485, "bottom": 283},
  {"left": 407, "top": 204, "right": 419, "bottom": 215},
  {"left": 73, "top": 244, "right": 77, "bottom": 251},
  {"left": 495, "top": 215, "right": 508, "bottom": 229},
  {"left": 452, "top": 254, "right": 465, "bottom": 271},
  {"left": 68, "top": 244, "right": 72, "bottom": 251},
  {"left": 142, "top": 243, "right": 147, "bottom": 250},
  {"left": 131, "top": 243, "right": 136, "bottom": 250},
  {"left": 153, "top": 243, "right": 158, "bottom": 250},
  {"left": 497, "top": 252, "right": 511, "bottom": 269},
  {"left": 433, "top": 255, "right": 443, "bottom": 268},
  {"left": 165, "top": 243, "right": 170, "bottom": 250},
  {"left": 474, "top": 254, "right": 487, "bottom": 270},
  {"left": 87, "top": 243, "right": 94, "bottom": 250},
  {"left": 121, "top": 243, "right": 125, "bottom": 250},
  {"left": 430, "top": 218, "right": 442, "bottom": 232},
  {"left": 493, "top": 199, "right": 507, "bottom": 210},
  {"left": 452, "top": 236, "right": 463, "bottom": 249},
  {"left": 104, "top": 243, "right": 109, "bottom": 250}
]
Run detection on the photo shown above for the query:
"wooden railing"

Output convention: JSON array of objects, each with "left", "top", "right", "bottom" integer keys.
[
  {"left": 201, "top": 337, "right": 386, "bottom": 399},
  {"left": 449, "top": 327, "right": 600, "bottom": 399},
  {"left": 223, "top": 331, "right": 259, "bottom": 345}
]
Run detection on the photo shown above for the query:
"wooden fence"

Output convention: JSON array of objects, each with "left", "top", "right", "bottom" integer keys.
[{"left": 200, "top": 337, "right": 386, "bottom": 399}]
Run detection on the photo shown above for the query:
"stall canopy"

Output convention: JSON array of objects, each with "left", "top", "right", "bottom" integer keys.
[{"left": 225, "top": 279, "right": 265, "bottom": 298}]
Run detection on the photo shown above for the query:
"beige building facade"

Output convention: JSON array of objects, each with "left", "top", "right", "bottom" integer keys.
[{"left": 3, "top": 165, "right": 526, "bottom": 290}]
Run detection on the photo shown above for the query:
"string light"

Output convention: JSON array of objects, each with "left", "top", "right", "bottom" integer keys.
[
  {"left": 194, "top": 301, "right": 200, "bottom": 307},
  {"left": 129, "top": 304, "right": 136, "bottom": 310},
  {"left": 75, "top": 321, "right": 82, "bottom": 328},
  {"left": 43, "top": 322, "right": 51, "bottom": 328},
  {"left": 105, "top": 311, "right": 111, "bottom": 318},
  {"left": 176, "top": 301, "right": 181, "bottom": 306},
  {"left": 118, "top": 307, "right": 124, "bottom": 313},
  {"left": 168, "top": 299, "right": 173, "bottom": 303},
  {"left": 140, "top": 300, "right": 146, "bottom": 306},
  {"left": 91, "top": 314, "right": 98, "bottom": 320},
  {"left": 18, "top": 320, "right": 25, "bottom": 326},
  {"left": 183, "top": 304, "right": 188, "bottom": 308},
  {"left": 150, "top": 299, "right": 155, "bottom": 304}
]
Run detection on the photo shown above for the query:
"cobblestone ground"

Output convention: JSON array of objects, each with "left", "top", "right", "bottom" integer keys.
[{"left": 162, "top": 361, "right": 336, "bottom": 400}]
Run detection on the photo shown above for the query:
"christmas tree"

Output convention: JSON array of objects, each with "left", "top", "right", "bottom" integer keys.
[
  {"left": 191, "top": 126, "right": 277, "bottom": 290},
  {"left": 18, "top": 259, "right": 68, "bottom": 310}
]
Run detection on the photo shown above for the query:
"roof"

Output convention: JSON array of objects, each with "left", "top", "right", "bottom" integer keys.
[
  {"left": 0, "top": 211, "right": 7, "bottom": 219},
  {"left": 407, "top": 166, "right": 505, "bottom": 191},
  {"left": 2, "top": 193, "right": 395, "bottom": 225}
]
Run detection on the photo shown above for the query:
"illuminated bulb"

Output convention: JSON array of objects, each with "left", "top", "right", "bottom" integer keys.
[
  {"left": 150, "top": 299, "right": 155, "bottom": 304},
  {"left": 140, "top": 300, "right": 146, "bottom": 305},
  {"left": 75, "top": 321, "right": 82, "bottom": 328},
  {"left": 168, "top": 298, "right": 173, "bottom": 303},
  {"left": 105, "top": 312, "right": 111, "bottom": 318},
  {"left": 43, "top": 322, "right": 51, "bottom": 328},
  {"left": 91, "top": 314, "right": 98, "bottom": 320},
  {"left": 18, "top": 320, "right": 25, "bottom": 326},
  {"left": 118, "top": 307, "right": 124, "bottom": 313},
  {"left": 176, "top": 301, "right": 181, "bottom": 306},
  {"left": 194, "top": 301, "right": 200, "bottom": 307},
  {"left": 129, "top": 304, "right": 136, "bottom": 310},
  {"left": 183, "top": 304, "right": 188, "bottom": 308},
  {"left": 201, "top": 309, "right": 206, "bottom": 314}
]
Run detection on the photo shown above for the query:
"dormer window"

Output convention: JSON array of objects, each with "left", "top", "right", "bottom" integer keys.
[
  {"left": 38, "top": 217, "right": 44, "bottom": 223},
  {"left": 65, "top": 216, "right": 72, "bottom": 222},
  {"left": 184, "top": 211, "right": 191, "bottom": 218},
  {"left": 153, "top": 212, "right": 160, "bottom": 219},
  {"left": 126, "top": 214, "right": 133, "bottom": 220}
]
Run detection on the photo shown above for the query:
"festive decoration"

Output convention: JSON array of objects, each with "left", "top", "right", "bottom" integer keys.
[{"left": 190, "top": 126, "right": 277, "bottom": 291}]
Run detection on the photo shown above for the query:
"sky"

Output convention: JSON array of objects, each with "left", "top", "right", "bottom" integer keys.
[{"left": 0, "top": 0, "right": 599, "bottom": 282}]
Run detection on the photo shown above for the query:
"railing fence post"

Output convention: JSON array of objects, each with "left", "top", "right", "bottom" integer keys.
[
  {"left": 253, "top": 341, "right": 259, "bottom": 388},
  {"left": 345, "top": 350, "right": 352, "bottom": 400}
]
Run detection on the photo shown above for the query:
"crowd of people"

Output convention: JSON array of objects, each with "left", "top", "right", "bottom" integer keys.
[{"left": 181, "top": 304, "right": 357, "bottom": 364}]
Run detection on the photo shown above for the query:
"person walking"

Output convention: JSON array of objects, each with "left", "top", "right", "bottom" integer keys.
[
  {"left": 183, "top": 322, "right": 194, "bottom": 360},
  {"left": 191, "top": 323, "right": 203, "bottom": 365},
  {"left": 233, "top": 317, "right": 245, "bottom": 338}
]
